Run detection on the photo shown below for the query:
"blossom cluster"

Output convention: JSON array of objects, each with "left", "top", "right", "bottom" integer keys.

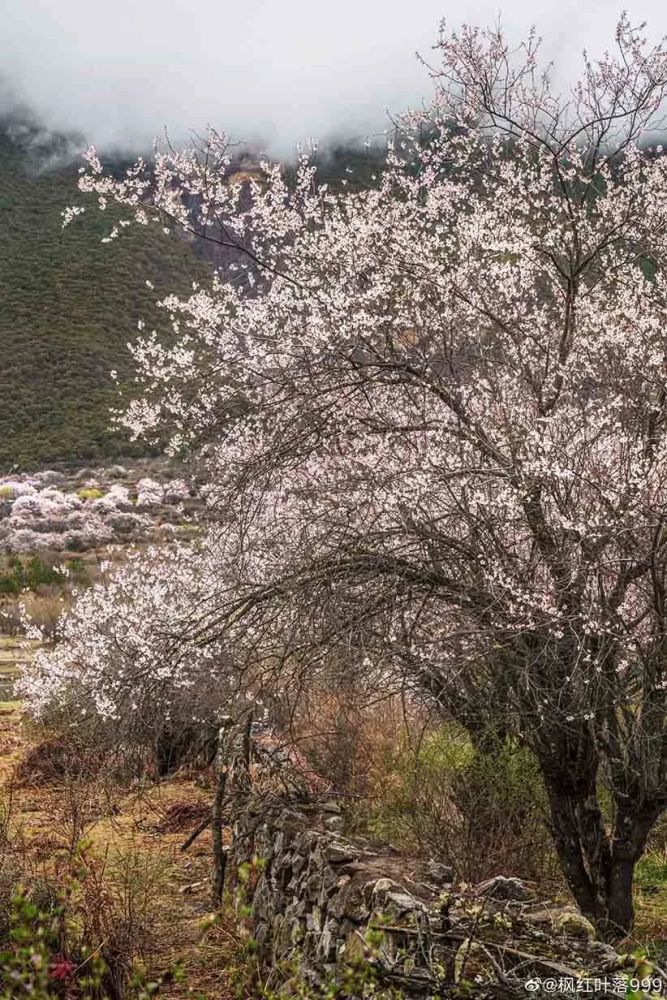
[
  {"left": 0, "top": 469, "right": 193, "bottom": 554},
  {"left": 17, "top": 534, "right": 261, "bottom": 739}
]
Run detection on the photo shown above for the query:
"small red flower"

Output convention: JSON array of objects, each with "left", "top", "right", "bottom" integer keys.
[{"left": 49, "top": 955, "right": 76, "bottom": 982}]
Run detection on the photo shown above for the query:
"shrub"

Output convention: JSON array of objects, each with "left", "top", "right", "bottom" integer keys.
[
  {"left": 367, "top": 725, "right": 555, "bottom": 883},
  {"left": 77, "top": 487, "right": 104, "bottom": 501},
  {"left": 0, "top": 849, "right": 180, "bottom": 999},
  {"left": 0, "top": 891, "right": 85, "bottom": 999},
  {"left": 0, "top": 482, "right": 37, "bottom": 500},
  {"left": 0, "top": 555, "right": 68, "bottom": 594},
  {"left": 452, "top": 739, "right": 555, "bottom": 882},
  {"left": 135, "top": 478, "right": 164, "bottom": 506},
  {"left": 16, "top": 736, "right": 102, "bottom": 786},
  {"left": 1, "top": 529, "right": 65, "bottom": 554},
  {"left": 0, "top": 859, "right": 58, "bottom": 943},
  {"left": 163, "top": 479, "right": 189, "bottom": 503}
]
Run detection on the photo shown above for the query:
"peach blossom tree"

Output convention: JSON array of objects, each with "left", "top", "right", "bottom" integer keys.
[{"left": 34, "top": 16, "right": 667, "bottom": 937}]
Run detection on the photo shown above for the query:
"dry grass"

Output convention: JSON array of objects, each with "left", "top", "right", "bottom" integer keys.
[
  {"left": 0, "top": 636, "right": 41, "bottom": 700},
  {"left": 0, "top": 709, "right": 240, "bottom": 998},
  {"left": 1, "top": 694, "right": 666, "bottom": 995}
]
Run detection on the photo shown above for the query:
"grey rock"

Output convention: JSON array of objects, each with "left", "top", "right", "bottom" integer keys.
[
  {"left": 322, "top": 841, "right": 360, "bottom": 864},
  {"left": 384, "top": 890, "right": 426, "bottom": 917},
  {"left": 329, "top": 882, "right": 368, "bottom": 922},
  {"left": 306, "top": 905, "right": 322, "bottom": 932},
  {"left": 474, "top": 875, "right": 531, "bottom": 901},
  {"left": 317, "top": 924, "right": 336, "bottom": 960},
  {"left": 425, "top": 860, "right": 454, "bottom": 884},
  {"left": 365, "top": 877, "right": 402, "bottom": 904},
  {"left": 320, "top": 800, "right": 342, "bottom": 814},
  {"left": 306, "top": 873, "right": 323, "bottom": 901}
]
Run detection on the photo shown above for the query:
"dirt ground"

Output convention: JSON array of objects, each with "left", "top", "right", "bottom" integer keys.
[{"left": 0, "top": 700, "right": 243, "bottom": 999}]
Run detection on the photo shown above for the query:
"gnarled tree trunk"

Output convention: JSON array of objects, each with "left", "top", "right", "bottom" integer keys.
[{"left": 543, "top": 778, "right": 663, "bottom": 940}]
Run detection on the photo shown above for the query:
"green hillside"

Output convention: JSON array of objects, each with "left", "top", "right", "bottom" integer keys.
[{"left": 0, "top": 127, "right": 210, "bottom": 470}]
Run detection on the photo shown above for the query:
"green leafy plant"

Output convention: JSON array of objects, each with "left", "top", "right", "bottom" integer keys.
[
  {"left": 0, "top": 556, "right": 68, "bottom": 594},
  {"left": 0, "top": 889, "right": 106, "bottom": 998}
]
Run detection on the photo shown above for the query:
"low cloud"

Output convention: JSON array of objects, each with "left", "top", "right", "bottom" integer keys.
[{"left": 2, "top": 0, "right": 667, "bottom": 155}]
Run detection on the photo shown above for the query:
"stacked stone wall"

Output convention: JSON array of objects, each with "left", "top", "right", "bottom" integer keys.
[{"left": 229, "top": 792, "right": 620, "bottom": 997}]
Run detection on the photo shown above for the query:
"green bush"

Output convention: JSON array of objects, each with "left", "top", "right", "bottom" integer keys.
[
  {"left": 0, "top": 555, "right": 90, "bottom": 595},
  {"left": 67, "top": 557, "right": 88, "bottom": 577},
  {"left": 0, "top": 888, "right": 183, "bottom": 999},
  {"left": 366, "top": 723, "right": 469, "bottom": 837},
  {"left": 0, "top": 556, "right": 68, "bottom": 594},
  {"left": 452, "top": 738, "right": 554, "bottom": 878},
  {"left": 367, "top": 724, "right": 555, "bottom": 882},
  {"left": 0, "top": 891, "right": 73, "bottom": 998}
]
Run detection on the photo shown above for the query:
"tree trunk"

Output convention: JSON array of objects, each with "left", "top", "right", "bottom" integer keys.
[
  {"left": 602, "top": 803, "right": 665, "bottom": 939},
  {"left": 603, "top": 854, "right": 635, "bottom": 940},
  {"left": 544, "top": 783, "right": 603, "bottom": 926},
  {"left": 544, "top": 782, "right": 662, "bottom": 941}
]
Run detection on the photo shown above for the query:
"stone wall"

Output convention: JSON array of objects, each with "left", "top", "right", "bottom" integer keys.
[
  {"left": 230, "top": 793, "right": 453, "bottom": 995},
  {"left": 229, "top": 790, "right": 620, "bottom": 997}
]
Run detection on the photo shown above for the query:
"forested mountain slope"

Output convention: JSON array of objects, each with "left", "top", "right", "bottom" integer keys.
[{"left": 0, "top": 125, "right": 210, "bottom": 470}]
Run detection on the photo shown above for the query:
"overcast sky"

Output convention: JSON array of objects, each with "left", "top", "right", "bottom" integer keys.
[{"left": 2, "top": 0, "right": 667, "bottom": 154}]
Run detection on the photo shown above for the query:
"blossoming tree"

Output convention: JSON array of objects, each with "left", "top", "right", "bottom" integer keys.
[{"left": 32, "top": 16, "right": 667, "bottom": 937}]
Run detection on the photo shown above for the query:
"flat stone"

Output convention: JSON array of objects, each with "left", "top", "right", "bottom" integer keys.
[
  {"left": 385, "top": 890, "right": 425, "bottom": 916},
  {"left": 322, "top": 841, "right": 360, "bottom": 863}
]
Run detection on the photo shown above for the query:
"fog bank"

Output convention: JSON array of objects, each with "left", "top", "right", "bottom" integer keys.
[{"left": 2, "top": 0, "right": 667, "bottom": 154}]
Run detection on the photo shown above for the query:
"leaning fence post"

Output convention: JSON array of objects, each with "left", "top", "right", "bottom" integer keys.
[{"left": 211, "top": 717, "right": 232, "bottom": 908}]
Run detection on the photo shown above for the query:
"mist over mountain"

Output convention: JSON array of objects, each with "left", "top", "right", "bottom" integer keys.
[{"left": 3, "top": 0, "right": 667, "bottom": 158}]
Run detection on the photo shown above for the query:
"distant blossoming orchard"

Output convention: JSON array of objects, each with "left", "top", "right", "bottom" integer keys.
[
  {"left": 0, "top": 472, "right": 190, "bottom": 554},
  {"left": 32, "top": 15, "right": 667, "bottom": 938}
]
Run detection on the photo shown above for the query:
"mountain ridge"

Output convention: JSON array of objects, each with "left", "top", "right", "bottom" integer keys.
[{"left": 0, "top": 122, "right": 211, "bottom": 471}]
